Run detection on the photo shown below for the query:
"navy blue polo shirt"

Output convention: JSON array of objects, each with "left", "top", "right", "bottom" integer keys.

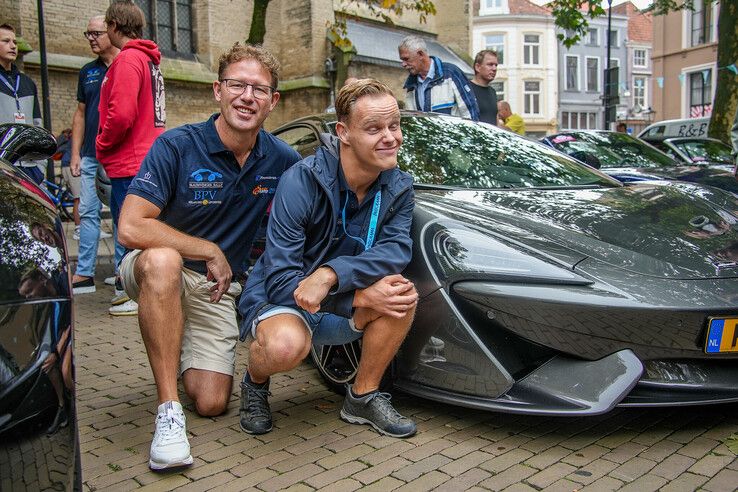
[
  {"left": 325, "top": 165, "right": 387, "bottom": 262},
  {"left": 76, "top": 58, "right": 107, "bottom": 158},
  {"left": 126, "top": 114, "right": 301, "bottom": 277}
]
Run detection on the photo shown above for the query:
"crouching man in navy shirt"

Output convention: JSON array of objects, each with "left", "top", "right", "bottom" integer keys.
[
  {"left": 239, "top": 79, "right": 419, "bottom": 438},
  {"left": 116, "top": 44, "right": 300, "bottom": 470}
]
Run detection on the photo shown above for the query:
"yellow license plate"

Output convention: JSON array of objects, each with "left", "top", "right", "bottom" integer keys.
[{"left": 705, "top": 317, "right": 738, "bottom": 353}]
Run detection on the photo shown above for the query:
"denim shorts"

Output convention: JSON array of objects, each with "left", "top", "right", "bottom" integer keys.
[{"left": 251, "top": 304, "right": 364, "bottom": 346}]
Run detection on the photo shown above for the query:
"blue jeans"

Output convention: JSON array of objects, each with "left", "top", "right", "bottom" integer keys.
[
  {"left": 75, "top": 157, "right": 125, "bottom": 277},
  {"left": 110, "top": 176, "right": 134, "bottom": 270},
  {"left": 251, "top": 304, "right": 363, "bottom": 346}
]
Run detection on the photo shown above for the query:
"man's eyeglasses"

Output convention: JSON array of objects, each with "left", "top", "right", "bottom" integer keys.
[
  {"left": 220, "top": 79, "right": 275, "bottom": 100},
  {"left": 83, "top": 31, "right": 106, "bottom": 40}
]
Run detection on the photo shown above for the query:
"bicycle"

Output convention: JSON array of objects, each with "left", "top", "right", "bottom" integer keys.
[{"left": 40, "top": 175, "right": 75, "bottom": 222}]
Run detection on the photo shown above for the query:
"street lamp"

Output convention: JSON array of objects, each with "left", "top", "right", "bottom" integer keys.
[{"left": 603, "top": 0, "right": 613, "bottom": 130}]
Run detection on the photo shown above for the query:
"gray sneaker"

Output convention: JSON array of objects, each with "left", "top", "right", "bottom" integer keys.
[
  {"left": 239, "top": 374, "right": 273, "bottom": 434},
  {"left": 340, "top": 384, "right": 416, "bottom": 438}
]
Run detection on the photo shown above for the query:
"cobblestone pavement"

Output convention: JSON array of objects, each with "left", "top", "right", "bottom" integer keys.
[{"left": 69, "top": 228, "right": 738, "bottom": 492}]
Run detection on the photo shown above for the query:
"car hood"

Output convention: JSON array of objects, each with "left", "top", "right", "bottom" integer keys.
[
  {"left": 415, "top": 183, "right": 738, "bottom": 279},
  {"left": 603, "top": 165, "right": 738, "bottom": 195}
]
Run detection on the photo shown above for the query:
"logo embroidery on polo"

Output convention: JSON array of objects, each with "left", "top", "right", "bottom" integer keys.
[
  {"left": 252, "top": 185, "right": 276, "bottom": 196},
  {"left": 188, "top": 168, "right": 224, "bottom": 205}
]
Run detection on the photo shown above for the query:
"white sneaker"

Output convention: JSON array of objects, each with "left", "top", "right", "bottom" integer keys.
[
  {"left": 104, "top": 276, "right": 116, "bottom": 286},
  {"left": 100, "top": 230, "right": 112, "bottom": 239},
  {"left": 111, "top": 289, "right": 130, "bottom": 306},
  {"left": 149, "top": 401, "right": 193, "bottom": 470},
  {"left": 108, "top": 299, "right": 138, "bottom": 316}
]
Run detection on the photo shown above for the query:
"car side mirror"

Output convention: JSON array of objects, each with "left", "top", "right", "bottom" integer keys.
[
  {"left": 570, "top": 150, "right": 601, "bottom": 169},
  {"left": 0, "top": 124, "right": 57, "bottom": 164}
]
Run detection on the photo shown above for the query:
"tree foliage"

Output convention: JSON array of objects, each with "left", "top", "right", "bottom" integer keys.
[{"left": 547, "top": 0, "right": 737, "bottom": 143}]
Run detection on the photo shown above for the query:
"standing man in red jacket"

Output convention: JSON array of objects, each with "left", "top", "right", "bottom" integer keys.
[{"left": 97, "top": 0, "right": 166, "bottom": 316}]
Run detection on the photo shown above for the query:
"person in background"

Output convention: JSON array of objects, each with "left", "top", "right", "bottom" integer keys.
[
  {"left": 616, "top": 122, "right": 627, "bottom": 133},
  {"left": 470, "top": 50, "right": 498, "bottom": 125},
  {"left": 497, "top": 100, "right": 525, "bottom": 135}
]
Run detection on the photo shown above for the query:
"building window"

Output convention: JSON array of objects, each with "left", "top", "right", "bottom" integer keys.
[
  {"left": 480, "top": 0, "right": 505, "bottom": 15},
  {"left": 690, "top": 0, "right": 713, "bottom": 46},
  {"left": 137, "top": 0, "right": 195, "bottom": 55},
  {"left": 523, "top": 81, "right": 540, "bottom": 115},
  {"left": 586, "top": 28, "right": 598, "bottom": 46},
  {"left": 484, "top": 0, "right": 502, "bottom": 7},
  {"left": 689, "top": 70, "right": 712, "bottom": 117},
  {"left": 491, "top": 81, "right": 504, "bottom": 103},
  {"left": 523, "top": 34, "right": 540, "bottom": 65},
  {"left": 565, "top": 55, "right": 579, "bottom": 91},
  {"left": 608, "top": 58, "right": 620, "bottom": 86},
  {"left": 633, "top": 76, "right": 647, "bottom": 109},
  {"left": 562, "top": 111, "right": 598, "bottom": 130},
  {"left": 608, "top": 29, "right": 618, "bottom": 47},
  {"left": 484, "top": 34, "right": 505, "bottom": 64},
  {"left": 633, "top": 49, "right": 647, "bottom": 68},
  {"left": 586, "top": 57, "right": 599, "bottom": 92}
]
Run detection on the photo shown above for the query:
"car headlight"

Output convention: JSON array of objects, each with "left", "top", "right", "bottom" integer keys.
[{"left": 425, "top": 221, "right": 592, "bottom": 285}]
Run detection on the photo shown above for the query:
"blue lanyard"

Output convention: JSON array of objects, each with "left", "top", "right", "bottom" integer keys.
[
  {"left": 0, "top": 73, "right": 21, "bottom": 111},
  {"left": 342, "top": 190, "right": 382, "bottom": 251}
]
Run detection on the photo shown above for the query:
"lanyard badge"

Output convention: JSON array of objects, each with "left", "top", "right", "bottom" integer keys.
[
  {"left": 1, "top": 73, "right": 21, "bottom": 112},
  {"left": 342, "top": 190, "right": 382, "bottom": 251}
]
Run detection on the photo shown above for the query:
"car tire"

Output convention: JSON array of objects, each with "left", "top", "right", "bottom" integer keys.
[{"left": 310, "top": 340, "right": 394, "bottom": 395}]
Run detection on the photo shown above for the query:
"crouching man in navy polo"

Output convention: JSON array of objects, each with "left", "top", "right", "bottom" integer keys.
[
  {"left": 238, "top": 79, "right": 419, "bottom": 438},
  {"left": 116, "top": 44, "right": 300, "bottom": 470}
]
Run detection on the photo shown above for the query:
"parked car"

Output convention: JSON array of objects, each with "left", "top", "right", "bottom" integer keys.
[
  {"left": 541, "top": 130, "right": 738, "bottom": 196},
  {"left": 0, "top": 124, "right": 80, "bottom": 489},
  {"left": 272, "top": 112, "right": 738, "bottom": 415},
  {"left": 641, "top": 136, "right": 735, "bottom": 169},
  {"left": 639, "top": 117, "right": 710, "bottom": 139}
]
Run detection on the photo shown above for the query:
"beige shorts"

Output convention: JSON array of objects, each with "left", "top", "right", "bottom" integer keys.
[
  {"left": 61, "top": 167, "right": 81, "bottom": 198},
  {"left": 120, "top": 249, "right": 243, "bottom": 376}
]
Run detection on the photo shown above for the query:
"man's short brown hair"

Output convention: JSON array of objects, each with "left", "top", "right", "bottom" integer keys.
[
  {"left": 474, "top": 49, "right": 498, "bottom": 67},
  {"left": 105, "top": 1, "right": 145, "bottom": 40},
  {"left": 0, "top": 23, "right": 15, "bottom": 33},
  {"left": 217, "top": 43, "right": 281, "bottom": 88},
  {"left": 335, "top": 79, "right": 395, "bottom": 123}
]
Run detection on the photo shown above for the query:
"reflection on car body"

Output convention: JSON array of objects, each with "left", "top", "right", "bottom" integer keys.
[{"left": 271, "top": 112, "right": 738, "bottom": 416}]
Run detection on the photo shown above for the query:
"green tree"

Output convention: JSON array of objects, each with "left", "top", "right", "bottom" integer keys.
[
  {"left": 246, "top": 0, "right": 271, "bottom": 45},
  {"left": 548, "top": 0, "right": 738, "bottom": 143}
]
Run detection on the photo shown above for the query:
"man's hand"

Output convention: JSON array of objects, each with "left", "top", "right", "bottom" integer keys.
[
  {"left": 205, "top": 245, "right": 232, "bottom": 303},
  {"left": 294, "top": 267, "right": 337, "bottom": 314},
  {"left": 354, "top": 274, "right": 418, "bottom": 319},
  {"left": 70, "top": 154, "right": 81, "bottom": 177}
]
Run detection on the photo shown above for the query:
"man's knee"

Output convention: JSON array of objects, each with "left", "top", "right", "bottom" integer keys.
[
  {"left": 135, "top": 248, "right": 183, "bottom": 286},
  {"left": 183, "top": 372, "right": 231, "bottom": 417},
  {"left": 256, "top": 324, "right": 311, "bottom": 366},
  {"left": 192, "top": 392, "right": 229, "bottom": 417}
]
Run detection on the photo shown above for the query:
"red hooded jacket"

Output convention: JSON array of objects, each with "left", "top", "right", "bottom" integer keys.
[{"left": 96, "top": 39, "right": 166, "bottom": 178}]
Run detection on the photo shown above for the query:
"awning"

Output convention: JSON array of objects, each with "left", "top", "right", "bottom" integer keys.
[{"left": 344, "top": 20, "right": 473, "bottom": 76}]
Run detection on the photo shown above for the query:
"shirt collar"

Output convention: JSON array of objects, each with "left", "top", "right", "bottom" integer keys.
[
  {"left": 204, "top": 113, "right": 266, "bottom": 159},
  {"left": 418, "top": 61, "right": 435, "bottom": 84},
  {"left": 338, "top": 163, "right": 391, "bottom": 194}
]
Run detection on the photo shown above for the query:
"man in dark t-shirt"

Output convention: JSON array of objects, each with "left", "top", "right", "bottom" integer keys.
[{"left": 470, "top": 50, "right": 499, "bottom": 125}]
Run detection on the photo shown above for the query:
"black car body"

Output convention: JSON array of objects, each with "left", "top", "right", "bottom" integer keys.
[
  {"left": 0, "top": 124, "right": 79, "bottom": 489},
  {"left": 541, "top": 130, "right": 738, "bottom": 196},
  {"left": 274, "top": 113, "right": 738, "bottom": 415}
]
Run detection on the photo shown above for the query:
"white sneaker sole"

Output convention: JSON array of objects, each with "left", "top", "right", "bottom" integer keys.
[
  {"left": 109, "top": 309, "right": 138, "bottom": 316},
  {"left": 148, "top": 454, "right": 193, "bottom": 471},
  {"left": 72, "top": 286, "right": 96, "bottom": 295},
  {"left": 339, "top": 409, "right": 416, "bottom": 438}
]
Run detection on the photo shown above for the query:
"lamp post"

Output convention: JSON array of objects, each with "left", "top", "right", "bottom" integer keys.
[
  {"left": 37, "top": 0, "right": 53, "bottom": 179},
  {"left": 603, "top": 0, "right": 613, "bottom": 130}
]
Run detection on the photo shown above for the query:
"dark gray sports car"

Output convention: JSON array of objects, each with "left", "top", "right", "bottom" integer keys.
[{"left": 273, "top": 113, "right": 738, "bottom": 416}]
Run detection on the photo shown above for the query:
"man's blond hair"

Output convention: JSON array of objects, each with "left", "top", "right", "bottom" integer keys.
[
  {"left": 335, "top": 78, "right": 395, "bottom": 123},
  {"left": 218, "top": 43, "right": 281, "bottom": 88}
]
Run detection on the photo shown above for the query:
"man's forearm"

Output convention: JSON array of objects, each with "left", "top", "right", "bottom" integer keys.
[
  {"left": 71, "top": 106, "right": 84, "bottom": 158},
  {"left": 119, "top": 214, "right": 221, "bottom": 263}
]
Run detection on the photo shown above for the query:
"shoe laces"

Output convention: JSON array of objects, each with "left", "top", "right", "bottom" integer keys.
[
  {"left": 155, "top": 407, "right": 186, "bottom": 444},
  {"left": 241, "top": 380, "right": 272, "bottom": 418},
  {"left": 366, "top": 392, "right": 405, "bottom": 423}
]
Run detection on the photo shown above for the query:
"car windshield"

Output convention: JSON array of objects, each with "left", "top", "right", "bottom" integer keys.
[
  {"left": 672, "top": 139, "right": 734, "bottom": 165},
  {"left": 549, "top": 132, "right": 677, "bottom": 169},
  {"left": 397, "top": 116, "right": 616, "bottom": 189}
]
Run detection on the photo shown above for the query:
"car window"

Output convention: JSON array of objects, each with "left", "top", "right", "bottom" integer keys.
[
  {"left": 550, "top": 132, "right": 677, "bottom": 169},
  {"left": 397, "top": 116, "right": 616, "bottom": 189},
  {"left": 275, "top": 126, "right": 320, "bottom": 158},
  {"left": 672, "top": 140, "right": 734, "bottom": 165}
]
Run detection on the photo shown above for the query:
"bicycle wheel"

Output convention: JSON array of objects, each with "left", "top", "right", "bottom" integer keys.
[{"left": 53, "top": 177, "right": 75, "bottom": 221}]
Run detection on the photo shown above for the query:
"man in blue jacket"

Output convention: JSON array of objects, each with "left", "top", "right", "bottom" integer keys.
[
  {"left": 398, "top": 35, "right": 479, "bottom": 121},
  {"left": 239, "top": 79, "right": 418, "bottom": 438}
]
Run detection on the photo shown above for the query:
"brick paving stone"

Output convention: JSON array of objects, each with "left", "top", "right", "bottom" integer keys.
[
  {"left": 481, "top": 434, "right": 534, "bottom": 456},
  {"left": 359, "top": 440, "right": 416, "bottom": 466},
  {"left": 182, "top": 453, "right": 250, "bottom": 481},
  {"left": 650, "top": 453, "right": 697, "bottom": 480},
  {"left": 360, "top": 476, "right": 405, "bottom": 492},
  {"left": 609, "top": 456, "right": 657, "bottom": 482},
  {"left": 171, "top": 471, "right": 234, "bottom": 492},
  {"left": 316, "top": 444, "right": 372, "bottom": 469},
  {"left": 525, "top": 462, "right": 578, "bottom": 489},
  {"left": 479, "top": 448, "right": 536, "bottom": 474},
  {"left": 325, "top": 429, "right": 381, "bottom": 453},
  {"left": 134, "top": 474, "right": 192, "bottom": 491},
  {"left": 401, "top": 438, "right": 455, "bottom": 462},
  {"left": 209, "top": 468, "right": 278, "bottom": 492},
  {"left": 353, "top": 457, "right": 412, "bottom": 485},
  {"left": 439, "top": 450, "right": 495, "bottom": 477},
  {"left": 229, "top": 451, "right": 292, "bottom": 477},
  {"left": 678, "top": 436, "right": 721, "bottom": 459},
  {"left": 257, "top": 463, "right": 325, "bottom": 492},
  {"left": 391, "top": 454, "right": 453, "bottom": 482},
  {"left": 637, "top": 438, "right": 682, "bottom": 461},
  {"left": 540, "top": 478, "right": 583, "bottom": 492},
  {"left": 702, "top": 468, "right": 738, "bottom": 492},
  {"left": 315, "top": 478, "right": 362, "bottom": 492},
  {"left": 394, "top": 470, "right": 450, "bottom": 492},
  {"left": 440, "top": 437, "right": 493, "bottom": 459},
  {"left": 601, "top": 442, "right": 648, "bottom": 464},
  {"left": 478, "top": 464, "right": 536, "bottom": 491},
  {"left": 688, "top": 453, "right": 736, "bottom": 478},
  {"left": 659, "top": 471, "right": 709, "bottom": 492},
  {"left": 523, "top": 445, "right": 571, "bottom": 469},
  {"left": 566, "top": 457, "right": 619, "bottom": 485},
  {"left": 595, "top": 430, "right": 639, "bottom": 450},
  {"left": 302, "top": 461, "right": 367, "bottom": 489},
  {"left": 435, "top": 467, "right": 491, "bottom": 491},
  {"left": 271, "top": 448, "right": 333, "bottom": 474},
  {"left": 281, "top": 484, "right": 315, "bottom": 492},
  {"left": 579, "top": 475, "right": 625, "bottom": 491},
  {"left": 668, "top": 425, "right": 709, "bottom": 444},
  {"left": 614, "top": 473, "right": 668, "bottom": 492}
]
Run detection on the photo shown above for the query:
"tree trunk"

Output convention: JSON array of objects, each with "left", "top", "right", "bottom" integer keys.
[
  {"left": 247, "top": 0, "right": 271, "bottom": 45},
  {"left": 708, "top": 0, "right": 738, "bottom": 144}
]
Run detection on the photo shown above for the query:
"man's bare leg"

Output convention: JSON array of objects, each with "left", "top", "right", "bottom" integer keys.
[{"left": 182, "top": 370, "right": 232, "bottom": 416}]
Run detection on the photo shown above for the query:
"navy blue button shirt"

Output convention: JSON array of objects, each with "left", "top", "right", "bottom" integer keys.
[
  {"left": 126, "top": 114, "right": 301, "bottom": 276},
  {"left": 324, "top": 165, "right": 387, "bottom": 262},
  {"left": 76, "top": 58, "right": 108, "bottom": 158}
]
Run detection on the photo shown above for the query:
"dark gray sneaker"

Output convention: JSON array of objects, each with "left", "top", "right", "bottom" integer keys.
[
  {"left": 239, "top": 374, "right": 273, "bottom": 435},
  {"left": 340, "top": 384, "right": 417, "bottom": 438}
]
